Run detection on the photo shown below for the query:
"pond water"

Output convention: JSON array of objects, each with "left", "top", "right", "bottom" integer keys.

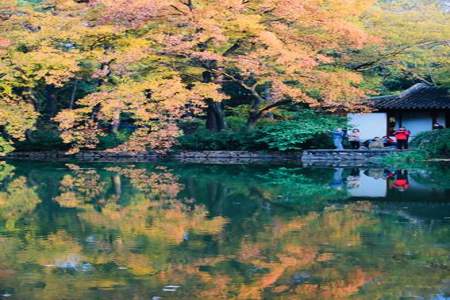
[{"left": 0, "top": 161, "right": 449, "bottom": 299}]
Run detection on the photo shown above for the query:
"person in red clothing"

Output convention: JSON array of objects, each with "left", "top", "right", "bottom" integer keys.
[
  {"left": 391, "top": 170, "right": 410, "bottom": 192},
  {"left": 393, "top": 127, "right": 411, "bottom": 150}
]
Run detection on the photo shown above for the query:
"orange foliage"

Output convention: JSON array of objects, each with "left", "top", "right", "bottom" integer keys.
[{"left": 17, "top": 0, "right": 379, "bottom": 152}]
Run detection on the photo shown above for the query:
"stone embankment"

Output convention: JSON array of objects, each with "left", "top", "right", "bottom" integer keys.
[
  {"left": 4, "top": 150, "right": 301, "bottom": 163},
  {"left": 4, "top": 151, "right": 158, "bottom": 162},
  {"left": 172, "top": 151, "right": 300, "bottom": 163},
  {"left": 4, "top": 149, "right": 396, "bottom": 165},
  {"left": 301, "top": 149, "right": 395, "bottom": 166}
]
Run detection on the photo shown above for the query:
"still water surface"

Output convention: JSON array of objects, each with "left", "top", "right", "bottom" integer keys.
[{"left": 0, "top": 161, "right": 449, "bottom": 299}]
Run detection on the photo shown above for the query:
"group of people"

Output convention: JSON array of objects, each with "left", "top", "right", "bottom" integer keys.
[
  {"left": 330, "top": 168, "right": 411, "bottom": 192},
  {"left": 332, "top": 127, "right": 412, "bottom": 150}
]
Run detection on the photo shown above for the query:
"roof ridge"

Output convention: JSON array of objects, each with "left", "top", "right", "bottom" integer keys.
[
  {"left": 371, "top": 84, "right": 450, "bottom": 110},
  {"left": 399, "top": 83, "right": 431, "bottom": 98}
]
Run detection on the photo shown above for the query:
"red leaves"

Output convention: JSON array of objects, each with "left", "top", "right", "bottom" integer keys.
[
  {"left": 90, "top": 0, "right": 160, "bottom": 28},
  {"left": 0, "top": 37, "right": 11, "bottom": 48}
]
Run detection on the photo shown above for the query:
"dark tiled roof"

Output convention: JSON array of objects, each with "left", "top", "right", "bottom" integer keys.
[{"left": 371, "top": 83, "right": 450, "bottom": 110}]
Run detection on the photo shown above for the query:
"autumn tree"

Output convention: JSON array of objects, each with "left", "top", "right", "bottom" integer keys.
[
  {"left": 51, "top": 0, "right": 377, "bottom": 152},
  {"left": 0, "top": 1, "right": 41, "bottom": 153},
  {"left": 4, "top": 0, "right": 446, "bottom": 153}
]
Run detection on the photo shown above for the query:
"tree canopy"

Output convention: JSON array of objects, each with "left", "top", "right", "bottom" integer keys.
[{"left": 0, "top": 0, "right": 449, "bottom": 153}]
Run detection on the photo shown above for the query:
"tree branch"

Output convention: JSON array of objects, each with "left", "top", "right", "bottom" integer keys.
[
  {"left": 348, "top": 40, "right": 450, "bottom": 71},
  {"left": 169, "top": 4, "right": 188, "bottom": 15},
  {"left": 258, "top": 100, "right": 291, "bottom": 114}
]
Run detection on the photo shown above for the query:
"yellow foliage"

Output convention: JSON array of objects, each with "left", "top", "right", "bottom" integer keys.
[{"left": 3, "top": 0, "right": 443, "bottom": 152}]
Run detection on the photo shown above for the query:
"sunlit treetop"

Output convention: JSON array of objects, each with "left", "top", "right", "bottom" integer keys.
[{"left": 350, "top": 0, "right": 450, "bottom": 88}]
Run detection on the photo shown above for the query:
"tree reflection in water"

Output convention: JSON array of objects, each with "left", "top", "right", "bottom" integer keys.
[{"left": 0, "top": 161, "right": 448, "bottom": 299}]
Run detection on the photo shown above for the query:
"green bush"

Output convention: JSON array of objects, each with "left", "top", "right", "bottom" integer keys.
[
  {"left": 98, "top": 129, "right": 133, "bottom": 150},
  {"left": 178, "top": 119, "right": 204, "bottom": 135},
  {"left": 177, "top": 128, "right": 264, "bottom": 151},
  {"left": 381, "top": 129, "right": 450, "bottom": 166},
  {"left": 411, "top": 128, "right": 450, "bottom": 158},
  {"left": 381, "top": 150, "right": 428, "bottom": 166},
  {"left": 177, "top": 110, "right": 344, "bottom": 152},
  {"left": 225, "top": 115, "right": 247, "bottom": 131},
  {"left": 15, "top": 125, "right": 66, "bottom": 151},
  {"left": 255, "top": 111, "right": 345, "bottom": 151},
  {"left": 0, "top": 137, "right": 15, "bottom": 155}
]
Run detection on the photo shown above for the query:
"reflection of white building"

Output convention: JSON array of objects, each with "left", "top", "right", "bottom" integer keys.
[
  {"left": 348, "top": 83, "right": 450, "bottom": 141},
  {"left": 348, "top": 169, "right": 387, "bottom": 198}
]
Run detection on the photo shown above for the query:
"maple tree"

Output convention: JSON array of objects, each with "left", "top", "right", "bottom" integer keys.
[
  {"left": 1, "top": 0, "right": 380, "bottom": 153},
  {"left": 0, "top": 0, "right": 87, "bottom": 153},
  {"left": 0, "top": 0, "right": 447, "bottom": 153}
]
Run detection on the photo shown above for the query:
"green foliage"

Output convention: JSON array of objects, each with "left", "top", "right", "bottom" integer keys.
[
  {"left": 225, "top": 116, "right": 247, "bottom": 131},
  {"left": 256, "top": 111, "right": 345, "bottom": 151},
  {"left": 0, "top": 137, "right": 15, "bottom": 155},
  {"left": 257, "top": 167, "right": 349, "bottom": 205},
  {"left": 15, "top": 125, "right": 66, "bottom": 151},
  {"left": 177, "top": 128, "right": 262, "bottom": 151},
  {"left": 0, "top": 162, "right": 15, "bottom": 182},
  {"left": 360, "top": 0, "right": 450, "bottom": 91},
  {"left": 381, "top": 150, "right": 428, "bottom": 166},
  {"left": 97, "top": 129, "right": 133, "bottom": 150},
  {"left": 178, "top": 110, "right": 343, "bottom": 151},
  {"left": 381, "top": 129, "right": 450, "bottom": 166},
  {"left": 178, "top": 119, "right": 204, "bottom": 135},
  {"left": 411, "top": 128, "right": 450, "bottom": 157}
]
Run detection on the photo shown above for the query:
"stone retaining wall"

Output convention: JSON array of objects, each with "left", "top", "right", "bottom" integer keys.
[
  {"left": 171, "top": 151, "right": 300, "bottom": 164},
  {"left": 302, "top": 149, "right": 395, "bottom": 167},
  {"left": 3, "top": 149, "right": 396, "bottom": 165},
  {"left": 172, "top": 151, "right": 300, "bottom": 160},
  {"left": 5, "top": 151, "right": 158, "bottom": 162},
  {"left": 4, "top": 150, "right": 300, "bottom": 162}
]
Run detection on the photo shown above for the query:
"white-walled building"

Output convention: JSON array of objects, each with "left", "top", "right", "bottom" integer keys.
[{"left": 348, "top": 83, "right": 450, "bottom": 141}]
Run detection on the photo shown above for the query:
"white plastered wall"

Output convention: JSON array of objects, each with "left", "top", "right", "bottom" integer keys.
[
  {"left": 400, "top": 112, "right": 432, "bottom": 137},
  {"left": 347, "top": 113, "right": 387, "bottom": 141}
]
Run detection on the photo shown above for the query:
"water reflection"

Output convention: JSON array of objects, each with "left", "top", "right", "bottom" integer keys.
[
  {"left": 328, "top": 167, "right": 450, "bottom": 202},
  {"left": 0, "top": 161, "right": 448, "bottom": 299}
]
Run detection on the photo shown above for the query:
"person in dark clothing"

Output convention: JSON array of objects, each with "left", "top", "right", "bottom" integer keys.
[{"left": 393, "top": 127, "right": 411, "bottom": 150}]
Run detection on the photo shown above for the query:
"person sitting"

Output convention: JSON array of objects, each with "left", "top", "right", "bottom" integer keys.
[
  {"left": 368, "top": 137, "right": 384, "bottom": 149},
  {"left": 393, "top": 127, "right": 411, "bottom": 150},
  {"left": 348, "top": 129, "right": 361, "bottom": 149},
  {"left": 382, "top": 135, "right": 396, "bottom": 148}
]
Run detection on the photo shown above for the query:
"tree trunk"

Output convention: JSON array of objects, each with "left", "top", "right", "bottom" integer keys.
[
  {"left": 112, "top": 174, "right": 122, "bottom": 198},
  {"left": 206, "top": 100, "right": 226, "bottom": 132},
  {"left": 111, "top": 108, "right": 121, "bottom": 134},
  {"left": 69, "top": 80, "right": 78, "bottom": 109},
  {"left": 246, "top": 110, "right": 260, "bottom": 130},
  {"left": 48, "top": 94, "right": 58, "bottom": 118},
  {"left": 245, "top": 87, "right": 265, "bottom": 130}
]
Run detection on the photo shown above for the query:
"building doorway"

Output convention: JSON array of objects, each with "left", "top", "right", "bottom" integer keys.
[{"left": 387, "top": 113, "right": 398, "bottom": 136}]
